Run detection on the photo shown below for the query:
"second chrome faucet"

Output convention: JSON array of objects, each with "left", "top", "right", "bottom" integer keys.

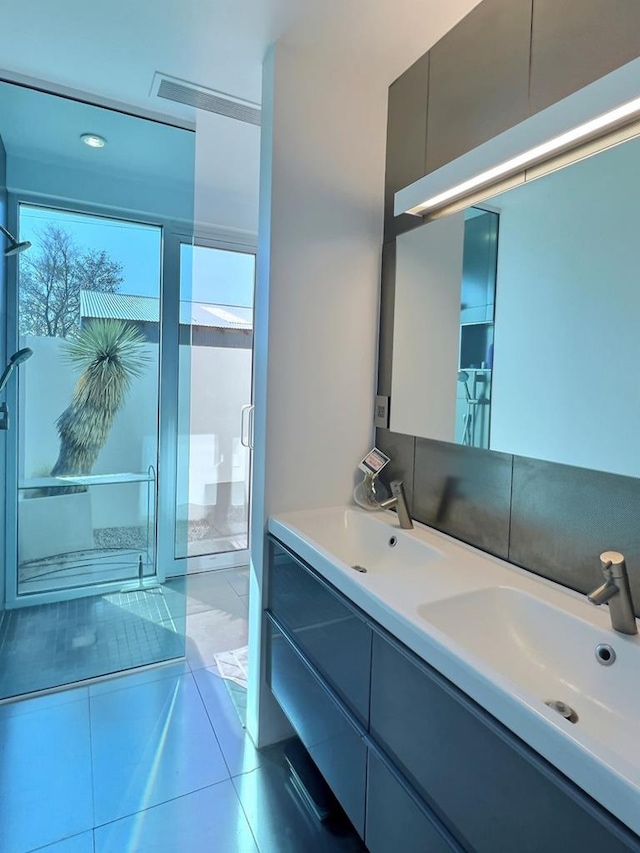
[{"left": 588, "top": 551, "right": 637, "bottom": 635}]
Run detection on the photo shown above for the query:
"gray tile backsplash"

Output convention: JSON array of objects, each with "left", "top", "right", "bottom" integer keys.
[
  {"left": 412, "top": 437, "right": 512, "bottom": 559},
  {"left": 510, "top": 456, "right": 640, "bottom": 609},
  {"left": 375, "top": 428, "right": 416, "bottom": 512},
  {"left": 375, "top": 429, "right": 640, "bottom": 616}
]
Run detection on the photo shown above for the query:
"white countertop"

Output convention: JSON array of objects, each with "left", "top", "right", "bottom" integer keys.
[{"left": 268, "top": 505, "right": 640, "bottom": 837}]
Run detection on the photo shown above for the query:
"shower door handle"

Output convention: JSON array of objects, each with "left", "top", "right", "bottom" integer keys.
[{"left": 240, "top": 405, "right": 255, "bottom": 449}]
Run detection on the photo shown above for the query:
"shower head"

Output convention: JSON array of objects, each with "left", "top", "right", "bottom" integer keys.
[
  {"left": 5, "top": 240, "right": 32, "bottom": 257},
  {"left": 0, "top": 347, "right": 33, "bottom": 394},
  {"left": 10, "top": 347, "right": 33, "bottom": 366},
  {"left": 0, "top": 225, "right": 31, "bottom": 257}
]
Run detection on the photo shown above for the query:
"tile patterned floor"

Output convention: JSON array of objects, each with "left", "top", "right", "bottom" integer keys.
[
  {"left": 0, "top": 567, "right": 250, "bottom": 700},
  {"left": 0, "top": 569, "right": 364, "bottom": 852},
  {"left": 0, "top": 591, "right": 183, "bottom": 700}
]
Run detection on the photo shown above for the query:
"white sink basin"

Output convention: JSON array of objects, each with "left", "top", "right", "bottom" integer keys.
[
  {"left": 269, "top": 504, "right": 640, "bottom": 835},
  {"left": 273, "top": 506, "right": 442, "bottom": 575},
  {"left": 419, "top": 586, "right": 640, "bottom": 765}
]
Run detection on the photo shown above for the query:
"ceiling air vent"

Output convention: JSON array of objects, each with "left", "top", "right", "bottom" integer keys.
[{"left": 151, "top": 73, "right": 261, "bottom": 126}]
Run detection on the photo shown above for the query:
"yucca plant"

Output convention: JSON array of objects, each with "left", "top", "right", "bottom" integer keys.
[{"left": 50, "top": 319, "right": 149, "bottom": 480}]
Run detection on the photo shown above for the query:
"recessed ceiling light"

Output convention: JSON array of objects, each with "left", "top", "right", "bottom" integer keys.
[{"left": 80, "top": 133, "right": 107, "bottom": 149}]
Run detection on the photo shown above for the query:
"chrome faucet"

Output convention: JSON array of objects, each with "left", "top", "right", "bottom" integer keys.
[
  {"left": 588, "top": 551, "right": 637, "bottom": 635},
  {"left": 380, "top": 480, "right": 413, "bottom": 529}
]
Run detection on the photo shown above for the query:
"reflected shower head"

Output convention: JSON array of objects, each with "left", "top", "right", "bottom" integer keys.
[
  {"left": 0, "top": 347, "right": 33, "bottom": 394},
  {"left": 0, "top": 225, "right": 31, "bottom": 256},
  {"left": 457, "top": 369, "right": 471, "bottom": 403}
]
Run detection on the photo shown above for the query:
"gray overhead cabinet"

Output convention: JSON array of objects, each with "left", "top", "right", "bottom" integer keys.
[
  {"left": 529, "top": 0, "right": 640, "bottom": 115},
  {"left": 384, "top": 53, "right": 429, "bottom": 237},
  {"left": 424, "top": 0, "right": 532, "bottom": 175}
]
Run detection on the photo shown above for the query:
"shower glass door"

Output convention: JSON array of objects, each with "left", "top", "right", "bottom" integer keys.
[
  {"left": 175, "top": 242, "right": 255, "bottom": 571},
  {"left": 14, "top": 204, "right": 162, "bottom": 597},
  {"left": 0, "top": 78, "right": 195, "bottom": 701}
]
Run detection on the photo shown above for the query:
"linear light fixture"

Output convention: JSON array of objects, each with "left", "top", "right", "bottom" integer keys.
[
  {"left": 395, "top": 56, "right": 640, "bottom": 219},
  {"left": 411, "top": 96, "right": 640, "bottom": 216}
]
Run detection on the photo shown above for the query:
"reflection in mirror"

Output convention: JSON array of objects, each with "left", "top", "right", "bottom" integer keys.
[
  {"left": 456, "top": 209, "right": 498, "bottom": 449},
  {"left": 392, "top": 132, "right": 640, "bottom": 478}
]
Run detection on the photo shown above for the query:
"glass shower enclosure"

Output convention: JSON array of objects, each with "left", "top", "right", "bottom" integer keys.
[{"left": 0, "top": 80, "right": 196, "bottom": 699}]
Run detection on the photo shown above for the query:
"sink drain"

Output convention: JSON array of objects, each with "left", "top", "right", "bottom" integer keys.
[
  {"left": 351, "top": 565, "right": 367, "bottom": 573},
  {"left": 595, "top": 643, "right": 616, "bottom": 666},
  {"left": 545, "top": 700, "right": 578, "bottom": 724}
]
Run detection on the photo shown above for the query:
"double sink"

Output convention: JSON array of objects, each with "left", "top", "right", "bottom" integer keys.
[{"left": 268, "top": 505, "right": 640, "bottom": 836}]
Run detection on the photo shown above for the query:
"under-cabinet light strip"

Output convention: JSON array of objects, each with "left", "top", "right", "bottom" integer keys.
[{"left": 407, "top": 94, "right": 640, "bottom": 216}]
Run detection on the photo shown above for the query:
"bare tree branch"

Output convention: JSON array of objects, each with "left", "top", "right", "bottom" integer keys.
[{"left": 19, "top": 225, "right": 124, "bottom": 337}]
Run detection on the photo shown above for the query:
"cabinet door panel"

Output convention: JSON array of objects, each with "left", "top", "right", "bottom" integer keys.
[
  {"left": 268, "top": 538, "right": 372, "bottom": 725},
  {"left": 426, "top": 0, "right": 532, "bottom": 174},
  {"left": 366, "top": 749, "right": 460, "bottom": 853},
  {"left": 370, "top": 631, "right": 640, "bottom": 853},
  {"left": 530, "top": 0, "right": 640, "bottom": 116},
  {"left": 267, "top": 614, "right": 367, "bottom": 837}
]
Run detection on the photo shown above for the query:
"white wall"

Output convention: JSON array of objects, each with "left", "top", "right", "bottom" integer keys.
[
  {"left": 186, "top": 345, "right": 252, "bottom": 511},
  {"left": 491, "top": 138, "right": 640, "bottom": 477},
  {"left": 20, "top": 336, "right": 251, "bottom": 529},
  {"left": 248, "top": 41, "right": 388, "bottom": 746},
  {"left": 20, "top": 337, "right": 159, "bottom": 529},
  {"left": 193, "top": 111, "right": 260, "bottom": 236}
]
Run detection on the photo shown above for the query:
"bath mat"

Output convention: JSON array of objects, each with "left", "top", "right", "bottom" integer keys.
[{"left": 213, "top": 645, "right": 248, "bottom": 689}]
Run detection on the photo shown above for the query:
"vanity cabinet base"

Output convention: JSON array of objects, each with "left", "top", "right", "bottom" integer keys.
[
  {"left": 266, "top": 613, "right": 367, "bottom": 837},
  {"left": 266, "top": 535, "right": 640, "bottom": 852}
]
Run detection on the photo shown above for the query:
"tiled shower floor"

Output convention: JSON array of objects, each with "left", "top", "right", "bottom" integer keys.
[
  {"left": 0, "top": 589, "right": 183, "bottom": 699},
  {"left": 0, "top": 567, "right": 252, "bottom": 701}
]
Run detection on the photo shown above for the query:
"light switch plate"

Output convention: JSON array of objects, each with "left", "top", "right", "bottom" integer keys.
[{"left": 374, "top": 395, "right": 389, "bottom": 429}]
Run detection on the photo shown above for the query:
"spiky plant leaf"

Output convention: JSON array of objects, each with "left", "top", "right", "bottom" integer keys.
[
  {"left": 50, "top": 319, "right": 150, "bottom": 480},
  {"left": 63, "top": 319, "right": 149, "bottom": 376}
]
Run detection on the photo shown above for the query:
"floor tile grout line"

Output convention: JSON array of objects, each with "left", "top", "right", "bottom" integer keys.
[
  {"left": 86, "top": 659, "right": 190, "bottom": 700},
  {"left": 26, "top": 828, "right": 94, "bottom": 853},
  {"left": 91, "top": 777, "right": 234, "bottom": 833},
  {"left": 192, "top": 667, "right": 237, "bottom": 780},
  {"left": 87, "top": 688, "right": 99, "bottom": 835},
  {"left": 90, "top": 669, "right": 207, "bottom": 829},
  {"left": 230, "top": 772, "right": 262, "bottom": 853}
]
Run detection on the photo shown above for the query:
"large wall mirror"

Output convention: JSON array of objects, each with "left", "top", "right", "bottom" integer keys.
[{"left": 391, "top": 131, "right": 640, "bottom": 478}]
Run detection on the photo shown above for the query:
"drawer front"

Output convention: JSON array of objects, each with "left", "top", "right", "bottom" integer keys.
[
  {"left": 266, "top": 614, "right": 367, "bottom": 837},
  {"left": 268, "top": 538, "right": 372, "bottom": 725},
  {"left": 366, "top": 749, "right": 460, "bottom": 853},
  {"left": 370, "top": 631, "right": 640, "bottom": 853}
]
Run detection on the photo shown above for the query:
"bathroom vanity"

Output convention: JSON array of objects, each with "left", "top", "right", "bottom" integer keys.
[{"left": 266, "top": 507, "right": 640, "bottom": 852}]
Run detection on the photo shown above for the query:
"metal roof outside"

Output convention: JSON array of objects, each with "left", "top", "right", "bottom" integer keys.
[{"left": 80, "top": 290, "right": 252, "bottom": 330}]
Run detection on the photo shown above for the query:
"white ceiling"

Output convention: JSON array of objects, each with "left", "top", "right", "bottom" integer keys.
[
  {"left": 0, "top": 83, "right": 193, "bottom": 180},
  {"left": 0, "top": 0, "right": 481, "bottom": 233}
]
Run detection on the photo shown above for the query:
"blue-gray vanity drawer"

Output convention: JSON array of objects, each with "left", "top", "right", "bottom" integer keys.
[
  {"left": 366, "top": 749, "right": 460, "bottom": 853},
  {"left": 266, "top": 613, "right": 367, "bottom": 837},
  {"left": 370, "top": 631, "right": 640, "bottom": 853},
  {"left": 268, "top": 537, "right": 372, "bottom": 725}
]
